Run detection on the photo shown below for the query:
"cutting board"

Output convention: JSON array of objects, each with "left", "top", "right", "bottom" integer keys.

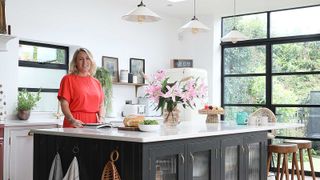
[{"left": 117, "top": 126, "right": 140, "bottom": 131}]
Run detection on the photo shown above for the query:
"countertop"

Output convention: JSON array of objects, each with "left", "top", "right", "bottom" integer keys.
[
  {"left": 31, "top": 121, "right": 304, "bottom": 143},
  {"left": 1, "top": 119, "right": 61, "bottom": 127}
]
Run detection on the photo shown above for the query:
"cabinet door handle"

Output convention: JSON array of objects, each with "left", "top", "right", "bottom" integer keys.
[
  {"left": 190, "top": 152, "right": 194, "bottom": 162},
  {"left": 241, "top": 145, "right": 245, "bottom": 153},
  {"left": 28, "top": 131, "right": 33, "bottom": 136},
  {"left": 179, "top": 153, "right": 185, "bottom": 164}
]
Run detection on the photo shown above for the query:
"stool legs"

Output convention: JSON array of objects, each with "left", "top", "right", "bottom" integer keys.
[
  {"left": 267, "top": 151, "right": 272, "bottom": 177},
  {"left": 307, "top": 149, "right": 316, "bottom": 180},
  {"left": 293, "top": 152, "right": 301, "bottom": 180},
  {"left": 277, "top": 153, "right": 281, "bottom": 180},
  {"left": 299, "top": 149, "right": 305, "bottom": 180}
]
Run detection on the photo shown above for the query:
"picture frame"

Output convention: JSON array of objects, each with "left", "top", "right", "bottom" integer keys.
[
  {"left": 171, "top": 59, "right": 193, "bottom": 68},
  {"left": 102, "top": 56, "right": 119, "bottom": 82},
  {"left": 130, "top": 58, "right": 145, "bottom": 84}
]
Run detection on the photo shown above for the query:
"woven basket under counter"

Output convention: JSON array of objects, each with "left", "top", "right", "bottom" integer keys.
[{"left": 101, "top": 150, "right": 121, "bottom": 180}]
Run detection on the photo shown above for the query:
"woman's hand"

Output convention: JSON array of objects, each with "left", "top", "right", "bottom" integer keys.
[{"left": 70, "top": 118, "right": 84, "bottom": 128}]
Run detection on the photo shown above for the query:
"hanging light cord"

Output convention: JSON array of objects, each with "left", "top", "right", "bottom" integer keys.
[
  {"left": 233, "top": 0, "right": 236, "bottom": 30},
  {"left": 192, "top": 0, "right": 198, "bottom": 20}
]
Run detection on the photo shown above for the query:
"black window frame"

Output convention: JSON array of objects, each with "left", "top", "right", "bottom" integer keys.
[
  {"left": 18, "top": 40, "right": 69, "bottom": 93},
  {"left": 221, "top": 5, "right": 320, "bottom": 177}
]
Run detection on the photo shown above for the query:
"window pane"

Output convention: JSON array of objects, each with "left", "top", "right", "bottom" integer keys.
[
  {"left": 276, "top": 107, "right": 320, "bottom": 137},
  {"left": 224, "top": 46, "right": 266, "bottom": 74},
  {"left": 223, "top": 106, "right": 259, "bottom": 121},
  {"left": 271, "top": 6, "right": 320, "bottom": 37},
  {"left": 272, "top": 75, "right": 320, "bottom": 105},
  {"left": 222, "top": 13, "right": 267, "bottom": 40},
  {"left": 19, "top": 44, "right": 67, "bottom": 64},
  {"left": 272, "top": 41, "right": 320, "bottom": 73},
  {"left": 224, "top": 76, "right": 266, "bottom": 104},
  {"left": 18, "top": 67, "right": 66, "bottom": 89}
]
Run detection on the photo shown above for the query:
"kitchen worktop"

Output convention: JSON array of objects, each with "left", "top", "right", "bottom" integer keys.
[
  {"left": 1, "top": 119, "right": 61, "bottom": 127},
  {"left": 32, "top": 121, "right": 303, "bottom": 143}
]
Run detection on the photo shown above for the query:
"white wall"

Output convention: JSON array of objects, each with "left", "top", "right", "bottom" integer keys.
[{"left": 3, "top": 0, "right": 185, "bottom": 118}]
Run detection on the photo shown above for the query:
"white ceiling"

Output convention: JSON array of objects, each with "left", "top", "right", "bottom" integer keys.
[{"left": 117, "top": 0, "right": 217, "bottom": 18}]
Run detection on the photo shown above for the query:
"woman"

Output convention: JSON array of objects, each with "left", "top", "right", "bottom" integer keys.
[{"left": 58, "top": 48, "right": 105, "bottom": 128}]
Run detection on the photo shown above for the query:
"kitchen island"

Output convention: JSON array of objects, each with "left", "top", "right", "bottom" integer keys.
[{"left": 32, "top": 122, "right": 303, "bottom": 180}]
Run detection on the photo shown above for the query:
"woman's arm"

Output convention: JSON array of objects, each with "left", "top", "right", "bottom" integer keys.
[
  {"left": 97, "top": 101, "right": 105, "bottom": 123},
  {"left": 60, "top": 98, "right": 83, "bottom": 128}
]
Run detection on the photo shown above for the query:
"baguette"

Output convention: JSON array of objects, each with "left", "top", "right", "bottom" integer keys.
[{"left": 123, "top": 115, "right": 144, "bottom": 127}]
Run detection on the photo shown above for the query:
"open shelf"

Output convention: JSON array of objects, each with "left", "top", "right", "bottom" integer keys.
[{"left": 112, "top": 82, "right": 147, "bottom": 96}]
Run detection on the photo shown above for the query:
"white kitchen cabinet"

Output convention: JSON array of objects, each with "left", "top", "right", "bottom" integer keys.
[{"left": 4, "top": 124, "right": 57, "bottom": 180}]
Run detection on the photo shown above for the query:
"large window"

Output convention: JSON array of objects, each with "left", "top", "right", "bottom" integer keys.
[
  {"left": 221, "top": 5, "right": 320, "bottom": 176},
  {"left": 18, "top": 41, "right": 69, "bottom": 112}
]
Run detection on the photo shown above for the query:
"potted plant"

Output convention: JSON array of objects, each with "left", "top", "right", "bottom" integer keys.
[
  {"left": 17, "top": 89, "right": 41, "bottom": 120},
  {"left": 94, "top": 67, "right": 113, "bottom": 115}
]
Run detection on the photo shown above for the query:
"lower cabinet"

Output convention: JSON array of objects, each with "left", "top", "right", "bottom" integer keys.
[
  {"left": 147, "top": 132, "right": 267, "bottom": 180},
  {"left": 33, "top": 131, "right": 267, "bottom": 180},
  {"left": 4, "top": 125, "right": 57, "bottom": 180}
]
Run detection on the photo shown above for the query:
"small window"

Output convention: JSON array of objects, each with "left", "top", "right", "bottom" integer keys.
[
  {"left": 222, "top": 13, "right": 267, "bottom": 40},
  {"left": 270, "top": 6, "right": 320, "bottom": 37},
  {"left": 18, "top": 41, "right": 69, "bottom": 112}
]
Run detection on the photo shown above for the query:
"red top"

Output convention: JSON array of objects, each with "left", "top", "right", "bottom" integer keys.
[{"left": 58, "top": 74, "right": 104, "bottom": 127}]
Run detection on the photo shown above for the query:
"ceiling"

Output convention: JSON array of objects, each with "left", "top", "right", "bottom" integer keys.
[{"left": 117, "top": 0, "right": 218, "bottom": 18}]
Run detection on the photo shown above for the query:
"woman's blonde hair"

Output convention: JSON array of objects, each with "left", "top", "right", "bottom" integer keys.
[{"left": 69, "top": 48, "right": 97, "bottom": 76}]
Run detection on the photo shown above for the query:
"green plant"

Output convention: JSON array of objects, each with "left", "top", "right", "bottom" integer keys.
[
  {"left": 94, "top": 67, "right": 113, "bottom": 114},
  {"left": 140, "top": 120, "right": 159, "bottom": 125},
  {"left": 17, "top": 89, "right": 41, "bottom": 111}
]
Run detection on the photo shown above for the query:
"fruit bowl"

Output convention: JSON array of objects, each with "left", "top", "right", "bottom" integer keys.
[{"left": 138, "top": 124, "right": 160, "bottom": 132}]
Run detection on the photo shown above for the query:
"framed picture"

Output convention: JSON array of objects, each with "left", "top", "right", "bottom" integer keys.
[
  {"left": 130, "top": 58, "right": 145, "bottom": 84},
  {"left": 172, "top": 59, "right": 193, "bottom": 68},
  {"left": 102, "top": 56, "right": 119, "bottom": 82}
]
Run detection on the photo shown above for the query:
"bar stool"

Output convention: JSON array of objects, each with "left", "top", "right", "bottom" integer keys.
[
  {"left": 267, "top": 143, "right": 301, "bottom": 180},
  {"left": 284, "top": 140, "right": 316, "bottom": 180}
]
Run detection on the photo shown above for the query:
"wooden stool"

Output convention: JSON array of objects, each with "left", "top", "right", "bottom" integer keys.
[
  {"left": 267, "top": 144, "right": 301, "bottom": 180},
  {"left": 284, "top": 140, "right": 316, "bottom": 180}
]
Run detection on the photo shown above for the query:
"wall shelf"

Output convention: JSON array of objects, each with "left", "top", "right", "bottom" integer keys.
[
  {"left": 0, "top": 34, "right": 16, "bottom": 52},
  {"left": 112, "top": 82, "right": 147, "bottom": 96}
]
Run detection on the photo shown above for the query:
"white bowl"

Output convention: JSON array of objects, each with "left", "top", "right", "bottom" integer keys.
[{"left": 138, "top": 124, "right": 160, "bottom": 132}]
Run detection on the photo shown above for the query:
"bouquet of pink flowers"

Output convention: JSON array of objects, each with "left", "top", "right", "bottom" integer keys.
[{"left": 144, "top": 70, "right": 208, "bottom": 116}]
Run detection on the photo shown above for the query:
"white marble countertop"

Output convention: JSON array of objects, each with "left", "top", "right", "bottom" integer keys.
[
  {"left": 31, "top": 121, "right": 304, "bottom": 143},
  {"left": 2, "top": 119, "right": 61, "bottom": 127}
]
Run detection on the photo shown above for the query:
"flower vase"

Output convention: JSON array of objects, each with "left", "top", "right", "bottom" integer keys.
[{"left": 163, "top": 107, "right": 180, "bottom": 127}]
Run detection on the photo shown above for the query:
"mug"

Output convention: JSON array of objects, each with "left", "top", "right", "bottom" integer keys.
[
  {"left": 236, "top": 112, "right": 248, "bottom": 125},
  {"left": 260, "top": 116, "right": 268, "bottom": 126}
]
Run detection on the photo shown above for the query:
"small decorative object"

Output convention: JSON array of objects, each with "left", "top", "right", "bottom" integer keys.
[
  {"left": 16, "top": 89, "right": 41, "bottom": 120},
  {"left": 94, "top": 67, "right": 113, "bottom": 116},
  {"left": 248, "top": 108, "right": 276, "bottom": 123},
  {"left": 171, "top": 59, "right": 193, "bottom": 68},
  {"left": 0, "top": 84, "right": 7, "bottom": 121},
  {"left": 198, "top": 105, "right": 224, "bottom": 123},
  {"left": 101, "top": 149, "right": 121, "bottom": 180},
  {"left": 145, "top": 70, "right": 207, "bottom": 127},
  {"left": 102, "top": 56, "right": 119, "bottom": 82},
  {"left": 119, "top": 70, "right": 128, "bottom": 83},
  {"left": 130, "top": 58, "right": 145, "bottom": 84}
]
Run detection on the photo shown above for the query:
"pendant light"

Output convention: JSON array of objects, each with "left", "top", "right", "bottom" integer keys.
[
  {"left": 221, "top": 0, "right": 248, "bottom": 43},
  {"left": 179, "top": 0, "right": 210, "bottom": 34},
  {"left": 122, "top": 0, "right": 161, "bottom": 23}
]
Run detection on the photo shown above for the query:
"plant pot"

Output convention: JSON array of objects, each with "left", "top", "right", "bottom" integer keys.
[{"left": 17, "top": 110, "right": 30, "bottom": 120}]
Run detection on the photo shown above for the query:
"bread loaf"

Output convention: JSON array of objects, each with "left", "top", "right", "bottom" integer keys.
[{"left": 123, "top": 115, "right": 144, "bottom": 127}]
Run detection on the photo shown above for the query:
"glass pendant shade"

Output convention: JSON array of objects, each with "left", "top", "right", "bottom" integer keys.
[
  {"left": 221, "top": 27, "right": 248, "bottom": 43},
  {"left": 122, "top": 1, "right": 161, "bottom": 22},
  {"left": 179, "top": 0, "right": 210, "bottom": 33}
]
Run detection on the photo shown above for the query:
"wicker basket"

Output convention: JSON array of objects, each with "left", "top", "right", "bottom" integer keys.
[{"left": 101, "top": 150, "right": 121, "bottom": 180}]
